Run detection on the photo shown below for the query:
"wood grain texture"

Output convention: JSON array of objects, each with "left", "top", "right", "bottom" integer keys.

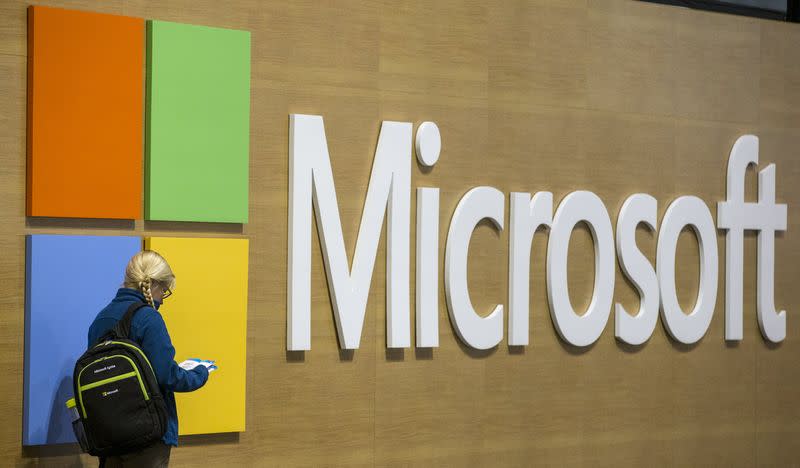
[{"left": 2, "top": 0, "right": 800, "bottom": 466}]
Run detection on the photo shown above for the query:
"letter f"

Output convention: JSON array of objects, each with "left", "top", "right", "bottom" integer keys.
[{"left": 717, "top": 135, "right": 788, "bottom": 342}]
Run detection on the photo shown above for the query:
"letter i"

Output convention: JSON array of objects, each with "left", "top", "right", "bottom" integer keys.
[{"left": 416, "top": 122, "right": 441, "bottom": 347}]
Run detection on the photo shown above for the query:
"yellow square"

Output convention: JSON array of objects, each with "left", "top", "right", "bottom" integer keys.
[{"left": 145, "top": 237, "right": 248, "bottom": 435}]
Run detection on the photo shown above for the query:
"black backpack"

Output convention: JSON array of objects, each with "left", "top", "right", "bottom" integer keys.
[{"left": 71, "top": 302, "right": 168, "bottom": 457}]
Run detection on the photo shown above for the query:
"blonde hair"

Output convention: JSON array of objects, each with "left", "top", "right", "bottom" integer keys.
[{"left": 123, "top": 250, "right": 176, "bottom": 308}]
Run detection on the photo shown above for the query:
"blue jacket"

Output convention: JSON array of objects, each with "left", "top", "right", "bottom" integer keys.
[{"left": 87, "top": 288, "right": 208, "bottom": 446}]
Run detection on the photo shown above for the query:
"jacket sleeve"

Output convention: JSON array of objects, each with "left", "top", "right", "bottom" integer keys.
[{"left": 138, "top": 310, "right": 209, "bottom": 393}]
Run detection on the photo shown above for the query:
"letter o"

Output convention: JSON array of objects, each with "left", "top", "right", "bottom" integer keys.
[
  {"left": 657, "top": 196, "right": 718, "bottom": 344},
  {"left": 546, "top": 191, "right": 615, "bottom": 347}
]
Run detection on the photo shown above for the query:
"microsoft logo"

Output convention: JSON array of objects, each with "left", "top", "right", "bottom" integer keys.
[{"left": 23, "top": 6, "right": 249, "bottom": 446}]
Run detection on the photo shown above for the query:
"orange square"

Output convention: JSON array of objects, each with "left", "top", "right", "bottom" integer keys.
[{"left": 27, "top": 6, "right": 144, "bottom": 219}]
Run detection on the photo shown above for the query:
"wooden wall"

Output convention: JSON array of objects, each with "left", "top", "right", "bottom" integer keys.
[{"left": 2, "top": 0, "right": 800, "bottom": 466}]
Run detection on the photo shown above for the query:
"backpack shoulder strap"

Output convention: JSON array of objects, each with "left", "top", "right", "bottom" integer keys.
[{"left": 104, "top": 302, "right": 148, "bottom": 341}]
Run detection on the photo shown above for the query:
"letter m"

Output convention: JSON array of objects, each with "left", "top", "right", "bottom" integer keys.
[{"left": 288, "top": 114, "right": 411, "bottom": 350}]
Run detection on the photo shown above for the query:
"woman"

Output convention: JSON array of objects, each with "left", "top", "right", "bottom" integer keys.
[{"left": 87, "top": 250, "right": 210, "bottom": 467}]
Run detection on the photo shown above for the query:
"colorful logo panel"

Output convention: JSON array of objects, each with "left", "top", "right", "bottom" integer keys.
[
  {"left": 146, "top": 21, "right": 251, "bottom": 223},
  {"left": 145, "top": 237, "right": 249, "bottom": 434},
  {"left": 27, "top": 7, "right": 144, "bottom": 219},
  {"left": 23, "top": 235, "right": 142, "bottom": 445}
]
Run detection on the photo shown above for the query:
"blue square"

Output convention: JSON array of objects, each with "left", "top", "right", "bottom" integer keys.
[{"left": 23, "top": 235, "right": 141, "bottom": 445}]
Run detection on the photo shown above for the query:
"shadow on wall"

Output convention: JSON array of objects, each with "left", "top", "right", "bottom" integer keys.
[
  {"left": 21, "top": 376, "right": 84, "bottom": 466},
  {"left": 46, "top": 376, "right": 74, "bottom": 444},
  {"left": 25, "top": 217, "right": 135, "bottom": 231},
  {"left": 22, "top": 376, "right": 84, "bottom": 467},
  {"left": 180, "top": 432, "right": 240, "bottom": 446}
]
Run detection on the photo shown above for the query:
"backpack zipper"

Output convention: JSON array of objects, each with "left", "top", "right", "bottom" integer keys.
[{"left": 94, "top": 340, "right": 156, "bottom": 375}]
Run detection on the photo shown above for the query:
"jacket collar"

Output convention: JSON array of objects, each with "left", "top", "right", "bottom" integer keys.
[{"left": 114, "top": 287, "right": 161, "bottom": 310}]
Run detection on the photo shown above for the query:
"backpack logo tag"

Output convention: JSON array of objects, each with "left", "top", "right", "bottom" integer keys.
[{"left": 93, "top": 365, "right": 116, "bottom": 374}]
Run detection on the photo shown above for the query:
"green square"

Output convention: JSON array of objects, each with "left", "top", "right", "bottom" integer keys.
[{"left": 146, "top": 20, "right": 250, "bottom": 223}]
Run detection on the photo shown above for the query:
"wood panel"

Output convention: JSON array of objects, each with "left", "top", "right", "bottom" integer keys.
[{"left": 1, "top": 0, "right": 799, "bottom": 466}]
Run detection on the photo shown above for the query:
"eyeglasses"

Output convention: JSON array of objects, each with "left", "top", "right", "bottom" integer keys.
[{"left": 162, "top": 287, "right": 173, "bottom": 300}]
